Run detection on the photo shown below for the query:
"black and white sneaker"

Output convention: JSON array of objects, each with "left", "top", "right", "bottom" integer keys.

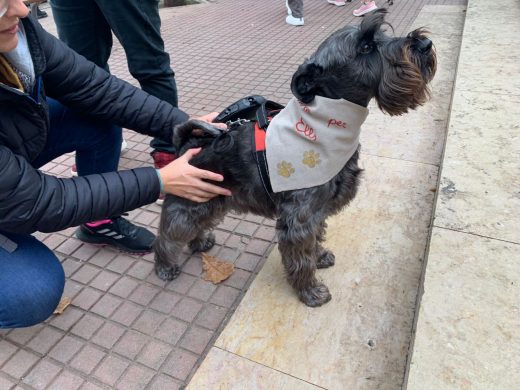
[{"left": 75, "top": 216, "right": 155, "bottom": 254}]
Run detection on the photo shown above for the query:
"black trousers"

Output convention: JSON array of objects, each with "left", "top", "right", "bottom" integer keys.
[{"left": 51, "top": 0, "right": 177, "bottom": 153}]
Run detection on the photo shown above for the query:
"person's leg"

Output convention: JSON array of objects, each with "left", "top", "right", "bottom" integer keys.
[
  {"left": 96, "top": 0, "right": 177, "bottom": 154},
  {"left": 287, "top": 0, "right": 304, "bottom": 18},
  {"left": 0, "top": 232, "right": 64, "bottom": 329},
  {"left": 50, "top": 0, "right": 112, "bottom": 71},
  {"left": 32, "top": 99, "right": 155, "bottom": 254},
  {"left": 32, "top": 98, "right": 122, "bottom": 175}
]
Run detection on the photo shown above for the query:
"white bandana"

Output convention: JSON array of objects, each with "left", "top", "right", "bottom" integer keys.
[{"left": 265, "top": 96, "right": 369, "bottom": 192}]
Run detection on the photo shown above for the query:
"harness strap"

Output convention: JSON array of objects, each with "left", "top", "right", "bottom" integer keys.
[
  {"left": 0, "top": 233, "right": 18, "bottom": 253},
  {"left": 253, "top": 123, "right": 274, "bottom": 196}
]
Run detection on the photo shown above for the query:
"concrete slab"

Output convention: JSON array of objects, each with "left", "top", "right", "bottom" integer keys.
[{"left": 407, "top": 228, "right": 520, "bottom": 389}]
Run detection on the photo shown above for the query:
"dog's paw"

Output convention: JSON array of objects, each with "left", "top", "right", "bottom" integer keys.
[
  {"left": 316, "top": 250, "right": 335, "bottom": 269},
  {"left": 155, "top": 263, "right": 181, "bottom": 281},
  {"left": 299, "top": 283, "right": 332, "bottom": 307},
  {"left": 189, "top": 233, "right": 216, "bottom": 253}
]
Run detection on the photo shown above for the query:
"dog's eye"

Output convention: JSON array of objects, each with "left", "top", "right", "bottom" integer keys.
[{"left": 359, "top": 43, "right": 373, "bottom": 54}]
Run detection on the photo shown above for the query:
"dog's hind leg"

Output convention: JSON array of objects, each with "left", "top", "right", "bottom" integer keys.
[
  {"left": 315, "top": 221, "right": 335, "bottom": 269},
  {"left": 277, "top": 208, "right": 332, "bottom": 307},
  {"left": 188, "top": 232, "right": 216, "bottom": 253}
]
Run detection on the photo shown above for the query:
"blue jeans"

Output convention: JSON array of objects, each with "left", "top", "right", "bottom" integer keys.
[{"left": 0, "top": 98, "right": 121, "bottom": 328}]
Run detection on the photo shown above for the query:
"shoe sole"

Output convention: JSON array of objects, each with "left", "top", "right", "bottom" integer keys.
[
  {"left": 353, "top": 5, "right": 378, "bottom": 16},
  {"left": 75, "top": 230, "right": 152, "bottom": 255},
  {"left": 327, "top": 1, "right": 346, "bottom": 6}
]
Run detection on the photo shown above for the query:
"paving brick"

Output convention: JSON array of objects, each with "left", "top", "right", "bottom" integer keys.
[
  {"left": 6, "top": 324, "right": 42, "bottom": 345},
  {"left": 181, "top": 257, "right": 203, "bottom": 277},
  {"left": 22, "top": 359, "right": 61, "bottom": 390},
  {"left": 89, "top": 251, "right": 116, "bottom": 268},
  {"left": 71, "top": 264, "right": 100, "bottom": 284},
  {"left": 73, "top": 287, "right": 103, "bottom": 311},
  {"left": 109, "top": 276, "right": 140, "bottom": 298},
  {"left": 128, "top": 284, "right": 160, "bottom": 306},
  {"left": 70, "top": 345, "right": 106, "bottom": 375},
  {"left": 70, "top": 313, "right": 104, "bottom": 339},
  {"left": 162, "top": 348, "right": 199, "bottom": 381},
  {"left": 49, "top": 307, "right": 84, "bottom": 331},
  {"left": 72, "top": 244, "right": 99, "bottom": 262},
  {"left": 49, "top": 370, "right": 85, "bottom": 390},
  {"left": 171, "top": 297, "right": 203, "bottom": 323},
  {"left": 147, "top": 374, "right": 182, "bottom": 390},
  {"left": 2, "top": 349, "right": 39, "bottom": 379},
  {"left": 234, "top": 220, "right": 258, "bottom": 236},
  {"left": 254, "top": 225, "right": 277, "bottom": 241},
  {"left": 48, "top": 335, "right": 84, "bottom": 363},
  {"left": 165, "top": 273, "right": 196, "bottom": 294},
  {"left": 195, "top": 304, "right": 228, "bottom": 331},
  {"left": 235, "top": 252, "right": 263, "bottom": 272},
  {"left": 210, "top": 285, "right": 241, "bottom": 308},
  {"left": 111, "top": 301, "right": 143, "bottom": 327},
  {"left": 107, "top": 255, "right": 135, "bottom": 274},
  {"left": 90, "top": 294, "right": 123, "bottom": 318},
  {"left": 62, "top": 259, "right": 82, "bottom": 278},
  {"left": 0, "top": 376, "right": 15, "bottom": 390},
  {"left": 93, "top": 355, "right": 129, "bottom": 387},
  {"left": 136, "top": 340, "right": 171, "bottom": 370},
  {"left": 62, "top": 279, "right": 83, "bottom": 300},
  {"left": 187, "top": 279, "right": 217, "bottom": 301},
  {"left": 245, "top": 238, "right": 273, "bottom": 256},
  {"left": 56, "top": 238, "right": 83, "bottom": 256},
  {"left": 154, "top": 318, "right": 187, "bottom": 345},
  {"left": 179, "top": 326, "right": 214, "bottom": 354},
  {"left": 0, "top": 340, "right": 17, "bottom": 367},
  {"left": 127, "top": 261, "right": 154, "bottom": 280},
  {"left": 91, "top": 322, "right": 125, "bottom": 349},
  {"left": 81, "top": 382, "right": 104, "bottom": 390},
  {"left": 149, "top": 291, "right": 182, "bottom": 314},
  {"left": 90, "top": 270, "right": 120, "bottom": 291},
  {"left": 224, "top": 268, "right": 252, "bottom": 290},
  {"left": 26, "top": 327, "right": 64, "bottom": 355},
  {"left": 113, "top": 331, "right": 148, "bottom": 360},
  {"left": 115, "top": 364, "right": 155, "bottom": 390},
  {"left": 132, "top": 310, "right": 167, "bottom": 334},
  {"left": 217, "top": 246, "right": 241, "bottom": 262}
]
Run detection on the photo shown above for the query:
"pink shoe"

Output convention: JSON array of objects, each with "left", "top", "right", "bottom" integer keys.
[
  {"left": 353, "top": 1, "right": 378, "bottom": 16},
  {"left": 327, "top": 0, "right": 347, "bottom": 6}
]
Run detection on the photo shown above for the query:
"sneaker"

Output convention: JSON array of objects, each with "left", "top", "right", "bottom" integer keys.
[
  {"left": 75, "top": 216, "right": 155, "bottom": 254},
  {"left": 286, "top": 15, "right": 304, "bottom": 26},
  {"left": 327, "top": 0, "right": 347, "bottom": 6},
  {"left": 71, "top": 139, "right": 128, "bottom": 177},
  {"left": 353, "top": 1, "right": 378, "bottom": 16},
  {"left": 151, "top": 150, "right": 177, "bottom": 205},
  {"left": 285, "top": 0, "right": 292, "bottom": 15}
]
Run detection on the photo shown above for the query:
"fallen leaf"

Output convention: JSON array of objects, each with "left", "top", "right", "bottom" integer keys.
[
  {"left": 201, "top": 252, "right": 234, "bottom": 284},
  {"left": 53, "top": 296, "right": 71, "bottom": 315}
]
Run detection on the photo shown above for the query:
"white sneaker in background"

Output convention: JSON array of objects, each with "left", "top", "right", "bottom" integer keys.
[{"left": 286, "top": 14, "right": 304, "bottom": 26}]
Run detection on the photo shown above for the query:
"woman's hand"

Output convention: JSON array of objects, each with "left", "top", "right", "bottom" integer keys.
[
  {"left": 192, "top": 112, "right": 227, "bottom": 130},
  {"left": 158, "top": 148, "right": 232, "bottom": 203}
]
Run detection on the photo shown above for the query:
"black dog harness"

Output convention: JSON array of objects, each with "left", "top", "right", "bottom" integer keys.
[{"left": 251, "top": 101, "right": 284, "bottom": 201}]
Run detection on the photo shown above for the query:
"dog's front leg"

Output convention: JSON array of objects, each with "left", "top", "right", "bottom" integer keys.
[{"left": 277, "top": 212, "right": 332, "bottom": 307}]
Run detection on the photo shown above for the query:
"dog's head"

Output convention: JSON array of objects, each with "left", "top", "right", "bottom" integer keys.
[{"left": 291, "top": 9, "right": 437, "bottom": 115}]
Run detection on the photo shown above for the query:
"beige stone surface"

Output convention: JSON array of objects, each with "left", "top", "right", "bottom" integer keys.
[
  {"left": 407, "top": 228, "right": 520, "bottom": 390},
  {"left": 214, "top": 154, "right": 437, "bottom": 389},
  {"left": 435, "top": 91, "right": 520, "bottom": 242},
  {"left": 186, "top": 347, "right": 322, "bottom": 390}
]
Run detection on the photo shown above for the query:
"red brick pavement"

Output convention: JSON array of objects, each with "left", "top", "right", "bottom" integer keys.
[{"left": 0, "top": 0, "right": 466, "bottom": 389}]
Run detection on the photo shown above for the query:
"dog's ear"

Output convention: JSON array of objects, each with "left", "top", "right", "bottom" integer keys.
[
  {"left": 359, "top": 9, "right": 388, "bottom": 43},
  {"left": 291, "top": 63, "right": 324, "bottom": 104}
]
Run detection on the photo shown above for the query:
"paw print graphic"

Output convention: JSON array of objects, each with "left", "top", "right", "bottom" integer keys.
[
  {"left": 302, "top": 150, "right": 321, "bottom": 168},
  {"left": 277, "top": 161, "right": 295, "bottom": 178}
]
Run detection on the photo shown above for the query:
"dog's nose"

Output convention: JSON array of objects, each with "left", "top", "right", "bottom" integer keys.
[{"left": 414, "top": 37, "right": 433, "bottom": 54}]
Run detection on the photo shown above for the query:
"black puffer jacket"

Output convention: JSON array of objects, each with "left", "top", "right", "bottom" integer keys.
[{"left": 0, "top": 16, "right": 189, "bottom": 235}]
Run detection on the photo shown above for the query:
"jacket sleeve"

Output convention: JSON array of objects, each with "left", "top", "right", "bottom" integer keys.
[
  {"left": 0, "top": 146, "right": 161, "bottom": 234},
  {"left": 33, "top": 20, "right": 189, "bottom": 143}
]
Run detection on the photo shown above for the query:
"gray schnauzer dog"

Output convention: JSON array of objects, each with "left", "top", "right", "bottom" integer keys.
[{"left": 154, "top": 10, "right": 436, "bottom": 307}]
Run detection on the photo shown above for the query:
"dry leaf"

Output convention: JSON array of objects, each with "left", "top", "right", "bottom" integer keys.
[
  {"left": 201, "top": 252, "right": 234, "bottom": 284},
  {"left": 53, "top": 296, "right": 71, "bottom": 315}
]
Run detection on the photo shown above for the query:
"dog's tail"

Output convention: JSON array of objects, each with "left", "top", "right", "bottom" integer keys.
[{"left": 172, "top": 119, "right": 225, "bottom": 150}]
